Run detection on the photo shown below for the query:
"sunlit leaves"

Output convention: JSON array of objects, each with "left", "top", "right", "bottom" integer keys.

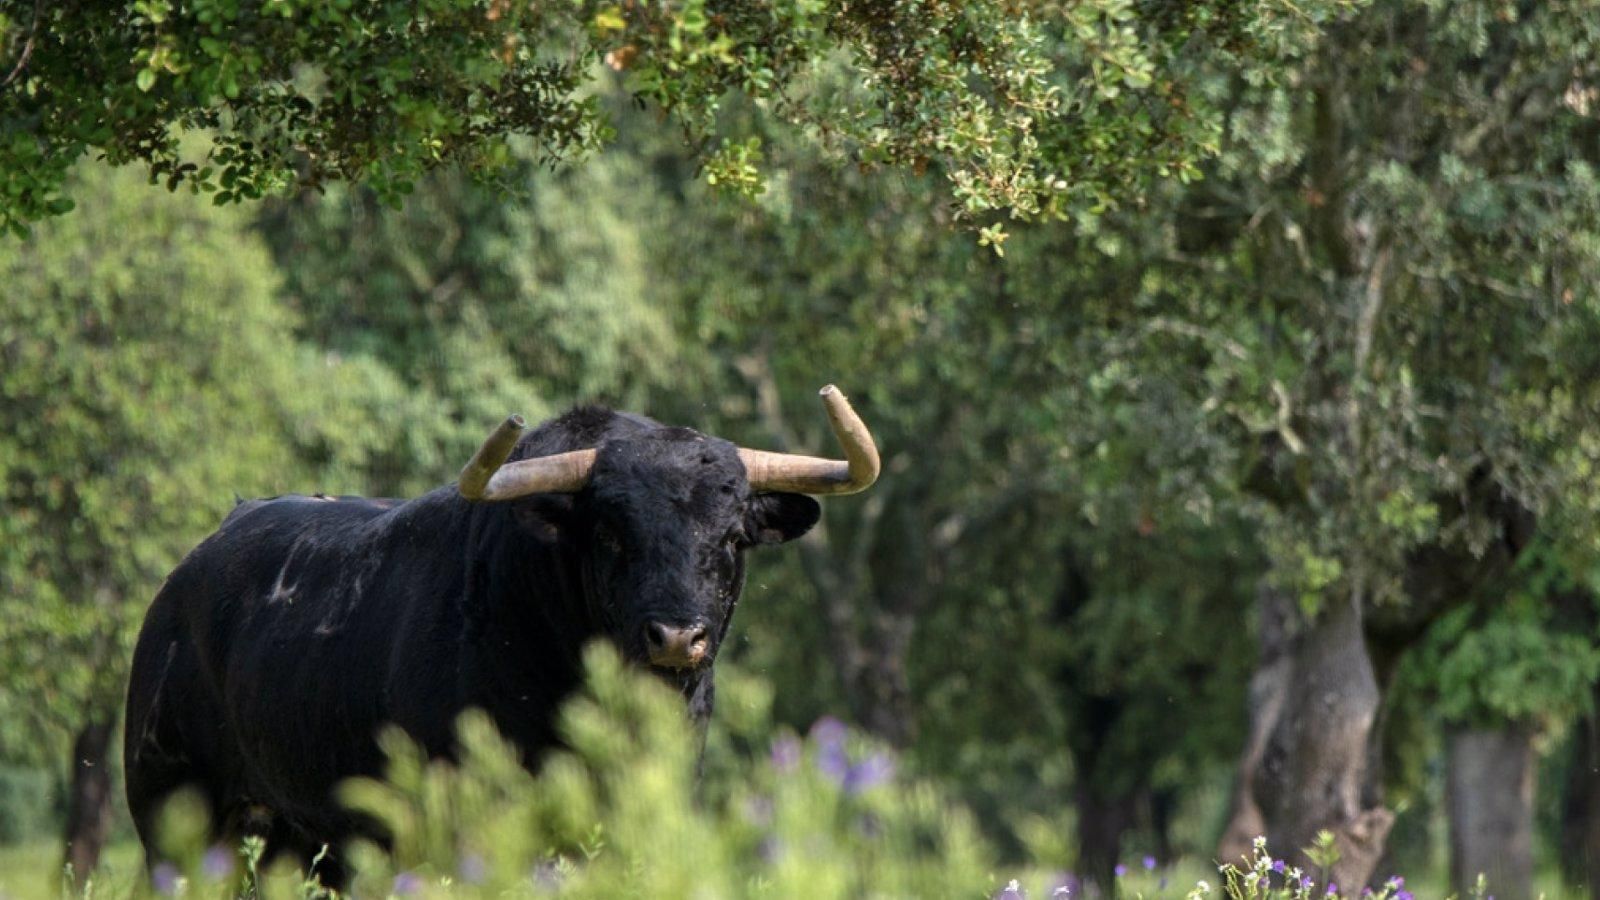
[{"left": 0, "top": 0, "right": 1364, "bottom": 236}]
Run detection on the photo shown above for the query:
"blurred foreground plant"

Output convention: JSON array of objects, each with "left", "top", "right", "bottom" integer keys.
[
  {"left": 136, "top": 650, "right": 1495, "bottom": 900},
  {"left": 147, "top": 644, "right": 992, "bottom": 898}
]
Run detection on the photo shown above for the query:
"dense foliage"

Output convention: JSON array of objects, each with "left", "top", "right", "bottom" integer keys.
[
  {"left": 0, "top": 0, "right": 1364, "bottom": 235},
  {"left": 0, "top": 164, "right": 384, "bottom": 762}
]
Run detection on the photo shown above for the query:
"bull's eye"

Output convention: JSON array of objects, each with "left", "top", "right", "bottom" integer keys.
[{"left": 705, "top": 529, "right": 739, "bottom": 575}]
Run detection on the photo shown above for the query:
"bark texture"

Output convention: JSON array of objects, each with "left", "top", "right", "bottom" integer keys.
[
  {"left": 1076, "top": 788, "right": 1138, "bottom": 891},
  {"left": 1257, "top": 590, "right": 1394, "bottom": 889},
  {"left": 1446, "top": 727, "right": 1535, "bottom": 900},
  {"left": 62, "top": 715, "right": 117, "bottom": 886},
  {"left": 1218, "top": 584, "right": 1296, "bottom": 866}
]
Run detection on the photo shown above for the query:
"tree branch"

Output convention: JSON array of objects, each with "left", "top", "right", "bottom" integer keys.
[{"left": 0, "top": 0, "right": 43, "bottom": 89}]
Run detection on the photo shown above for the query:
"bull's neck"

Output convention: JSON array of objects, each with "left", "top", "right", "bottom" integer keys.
[{"left": 455, "top": 496, "right": 598, "bottom": 746}]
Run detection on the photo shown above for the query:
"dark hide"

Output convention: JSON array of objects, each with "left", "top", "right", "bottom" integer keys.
[{"left": 123, "top": 407, "right": 819, "bottom": 880}]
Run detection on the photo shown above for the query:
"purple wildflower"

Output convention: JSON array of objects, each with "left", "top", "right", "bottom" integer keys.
[
  {"left": 817, "top": 741, "right": 850, "bottom": 784},
  {"left": 392, "top": 871, "right": 423, "bottom": 896},
  {"left": 201, "top": 845, "right": 234, "bottom": 880},
  {"left": 1273, "top": 859, "right": 1286, "bottom": 874},
  {"left": 811, "top": 717, "right": 851, "bottom": 784},
  {"left": 152, "top": 862, "right": 181, "bottom": 896},
  {"left": 844, "top": 752, "right": 896, "bottom": 795},
  {"left": 1114, "top": 864, "right": 1128, "bottom": 878},
  {"left": 1386, "top": 877, "right": 1404, "bottom": 889},
  {"left": 1301, "top": 876, "right": 1315, "bottom": 890},
  {"left": 458, "top": 853, "right": 488, "bottom": 885},
  {"left": 1326, "top": 884, "right": 1337, "bottom": 896},
  {"left": 1143, "top": 855, "right": 1157, "bottom": 871},
  {"left": 1396, "top": 892, "right": 1413, "bottom": 900},
  {"left": 810, "top": 716, "right": 848, "bottom": 747},
  {"left": 770, "top": 734, "right": 802, "bottom": 773}
]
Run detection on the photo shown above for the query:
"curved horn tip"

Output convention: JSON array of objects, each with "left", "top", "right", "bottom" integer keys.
[
  {"left": 819, "top": 384, "right": 838, "bottom": 396},
  {"left": 459, "top": 415, "right": 529, "bottom": 501}
]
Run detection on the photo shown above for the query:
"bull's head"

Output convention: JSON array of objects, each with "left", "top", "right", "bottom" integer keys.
[{"left": 458, "top": 386, "right": 879, "bottom": 673}]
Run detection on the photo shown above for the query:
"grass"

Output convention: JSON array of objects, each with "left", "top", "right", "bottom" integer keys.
[
  {"left": 0, "top": 839, "right": 1591, "bottom": 900},
  {"left": 0, "top": 839, "right": 142, "bottom": 899}
]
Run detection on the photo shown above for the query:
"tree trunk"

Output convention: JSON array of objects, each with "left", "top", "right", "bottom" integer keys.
[
  {"left": 1562, "top": 703, "right": 1600, "bottom": 896},
  {"left": 1077, "top": 787, "right": 1138, "bottom": 894},
  {"left": 1561, "top": 682, "right": 1600, "bottom": 896},
  {"left": 1150, "top": 787, "right": 1178, "bottom": 864},
  {"left": 1218, "top": 584, "right": 1296, "bottom": 867},
  {"left": 1446, "top": 727, "right": 1535, "bottom": 900},
  {"left": 798, "top": 525, "right": 920, "bottom": 749},
  {"left": 62, "top": 714, "right": 117, "bottom": 886},
  {"left": 858, "top": 605, "right": 916, "bottom": 746},
  {"left": 1257, "top": 588, "right": 1394, "bottom": 889}
]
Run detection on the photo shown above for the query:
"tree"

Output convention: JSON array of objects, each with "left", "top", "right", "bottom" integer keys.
[
  {"left": 0, "top": 0, "right": 1358, "bottom": 235},
  {"left": 1387, "top": 547, "right": 1600, "bottom": 900},
  {"left": 1039, "top": 0, "right": 1600, "bottom": 885},
  {"left": 1048, "top": 524, "right": 1258, "bottom": 888},
  {"left": 0, "top": 162, "right": 423, "bottom": 879}
]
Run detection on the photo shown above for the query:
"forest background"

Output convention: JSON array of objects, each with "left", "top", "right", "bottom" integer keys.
[{"left": 3, "top": 0, "right": 1600, "bottom": 898}]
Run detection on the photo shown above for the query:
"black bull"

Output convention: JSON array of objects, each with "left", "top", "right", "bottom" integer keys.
[{"left": 123, "top": 389, "right": 878, "bottom": 880}]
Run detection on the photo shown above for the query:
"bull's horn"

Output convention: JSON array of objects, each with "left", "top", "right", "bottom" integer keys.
[
  {"left": 459, "top": 415, "right": 596, "bottom": 501},
  {"left": 738, "top": 385, "right": 881, "bottom": 495}
]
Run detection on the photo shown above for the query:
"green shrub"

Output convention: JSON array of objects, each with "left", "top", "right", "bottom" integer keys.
[
  {"left": 145, "top": 645, "right": 996, "bottom": 898},
  {"left": 138, "top": 650, "right": 1494, "bottom": 900}
]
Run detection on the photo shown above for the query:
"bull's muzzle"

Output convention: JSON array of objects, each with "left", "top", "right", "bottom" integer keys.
[{"left": 644, "top": 621, "right": 709, "bottom": 670}]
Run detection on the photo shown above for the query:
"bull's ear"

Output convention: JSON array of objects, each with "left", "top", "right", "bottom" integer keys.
[
  {"left": 511, "top": 494, "right": 576, "bottom": 544},
  {"left": 743, "top": 493, "right": 821, "bottom": 546}
]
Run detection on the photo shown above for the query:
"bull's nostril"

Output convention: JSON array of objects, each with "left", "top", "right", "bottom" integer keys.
[{"left": 644, "top": 621, "right": 710, "bottom": 669}]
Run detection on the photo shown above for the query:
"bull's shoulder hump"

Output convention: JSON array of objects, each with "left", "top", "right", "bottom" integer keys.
[{"left": 220, "top": 494, "right": 401, "bottom": 531}]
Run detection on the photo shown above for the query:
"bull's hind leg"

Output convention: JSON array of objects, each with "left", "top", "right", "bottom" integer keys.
[
  {"left": 123, "top": 741, "right": 220, "bottom": 879},
  {"left": 124, "top": 630, "right": 233, "bottom": 879},
  {"left": 125, "top": 637, "right": 193, "bottom": 874}
]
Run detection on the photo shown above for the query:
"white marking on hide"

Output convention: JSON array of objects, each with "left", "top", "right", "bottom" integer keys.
[{"left": 267, "top": 561, "right": 297, "bottom": 605}]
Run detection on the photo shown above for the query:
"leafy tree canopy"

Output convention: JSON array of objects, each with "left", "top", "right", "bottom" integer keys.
[
  {"left": 0, "top": 162, "right": 429, "bottom": 766},
  {"left": 0, "top": 0, "right": 1361, "bottom": 235}
]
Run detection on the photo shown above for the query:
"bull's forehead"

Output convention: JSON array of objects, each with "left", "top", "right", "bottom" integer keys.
[{"left": 588, "top": 429, "right": 748, "bottom": 525}]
